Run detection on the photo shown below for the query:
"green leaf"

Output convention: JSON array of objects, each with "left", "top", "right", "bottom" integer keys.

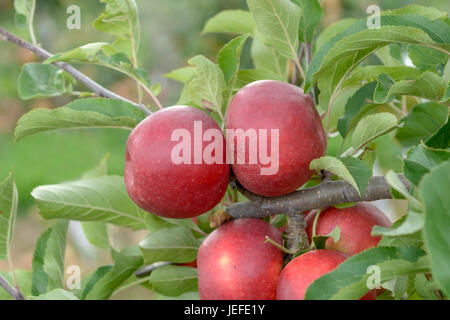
[
  {"left": 18, "top": 63, "right": 75, "bottom": 100},
  {"left": 31, "top": 220, "right": 69, "bottom": 296},
  {"left": 81, "top": 247, "right": 143, "bottom": 300},
  {"left": 305, "top": 246, "right": 428, "bottom": 300},
  {"left": 415, "top": 274, "right": 439, "bottom": 300},
  {"left": 14, "top": 98, "right": 145, "bottom": 141},
  {"left": 426, "top": 120, "right": 450, "bottom": 149},
  {"left": 150, "top": 265, "right": 198, "bottom": 297},
  {"left": 316, "top": 18, "right": 357, "bottom": 50},
  {"left": 310, "top": 156, "right": 371, "bottom": 196},
  {"left": 351, "top": 113, "right": 398, "bottom": 153},
  {"left": 250, "top": 32, "right": 288, "bottom": 80},
  {"left": 0, "top": 270, "right": 32, "bottom": 300},
  {"left": 187, "top": 55, "right": 225, "bottom": 114},
  {"left": 337, "top": 82, "right": 377, "bottom": 137},
  {"left": 139, "top": 226, "right": 199, "bottom": 265},
  {"left": 421, "top": 160, "right": 450, "bottom": 297},
  {"left": 385, "top": 171, "right": 422, "bottom": 211},
  {"left": 156, "top": 291, "right": 200, "bottom": 300},
  {"left": 379, "top": 231, "right": 423, "bottom": 249},
  {"left": 45, "top": 42, "right": 109, "bottom": 64},
  {"left": 292, "top": 0, "right": 322, "bottom": 43},
  {"left": 14, "top": 0, "right": 35, "bottom": 29},
  {"left": 338, "top": 157, "right": 372, "bottom": 196},
  {"left": 163, "top": 67, "right": 195, "bottom": 83},
  {"left": 218, "top": 34, "right": 250, "bottom": 84},
  {"left": 404, "top": 144, "right": 450, "bottom": 186},
  {"left": 31, "top": 176, "right": 148, "bottom": 230},
  {"left": 372, "top": 211, "right": 424, "bottom": 237},
  {"left": 247, "top": 0, "right": 300, "bottom": 60},
  {"left": 312, "top": 225, "right": 340, "bottom": 250},
  {"left": 306, "top": 14, "right": 450, "bottom": 91},
  {"left": 408, "top": 45, "right": 448, "bottom": 72},
  {"left": 29, "top": 289, "right": 79, "bottom": 300},
  {"left": 374, "top": 72, "right": 447, "bottom": 104},
  {"left": 45, "top": 44, "right": 150, "bottom": 87},
  {"left": 396, "top": 102, "right": 448, "bottom": 147},
  {"left": 344, "top": 66, "right": 422, "bottom": 88},
  {"left": 93, "top": 0, "right": 140, "bottom": 54},
  {"left": 0, "top": 173, "right": 18, "bottom": 261},
  {"left": 202, "top": 10, "right": 255, "bottom": 35},
  {"left": 373, "top": 73, "right": 396, "bottom": 103},
  {"left": 79, "top": 154, "right": 112, "bottom": 249},
  {"left": 81, "top": 222, "right": 110, "bottom": 250}
]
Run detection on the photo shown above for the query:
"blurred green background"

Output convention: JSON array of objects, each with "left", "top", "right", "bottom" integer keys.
[{"left": 0, "top": 0, "right": 448, "bottom": 299}]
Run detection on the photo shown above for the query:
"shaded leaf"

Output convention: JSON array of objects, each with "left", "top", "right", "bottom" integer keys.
[
  {"left": 292, "top": 0, "right": 322, "bottom": 43},
  {"left": 374, "top": 72, "right": 447, "bottom": 104},
  {"left": 404, "top": 144, "right": 450, "bottom": 186},
  {"left": 139, "top": 226, "right": 199, "bottom": 265},
  {"left": 31, "top": 220, "right": 69, "bottom": 296},
  {"left": 218, "top": 34, "right": 250, "bottom": 83},
  {"left": 0, "top": 173, "right": 18, "bottom": 261},
  {"left": 150, "top": 265, "right": 198, "bottom": 297},
  {"left": 421, "top": 160, "right": 450, "bottom": 297},
  {"left": 29, "top": 289, "right": 79, "bottom": 300},
  {"left": 396, "top": 102, "right": 448, "bottom": 147},
  {"left": 81, "top": 246, "right": 143, "bottom": 300},
  {"left": 305, "top": 246, "right": 428, "bottom": 300}
]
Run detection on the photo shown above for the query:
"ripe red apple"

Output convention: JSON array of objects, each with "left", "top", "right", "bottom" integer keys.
[
  {"left": 276, "top": 249, "right": 375, "bottom": 300},
  {"left": 198, "top": 218, "right": 283, "bottom": 300},
  {"left": 305, "top": 203, "right": 391, "bottom": 255},
  {"left": 225, "top": 80, "right": 326, "bottom": 197},
  {"left": 125, "top": 105, "right": 229, "bottom": 219}
]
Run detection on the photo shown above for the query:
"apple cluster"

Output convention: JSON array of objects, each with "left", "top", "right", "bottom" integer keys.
[
  {"left": 124, "top": 80, "right": 326, "bottom": 218},
  {"left": 123, "top": 80, "right": 391, "bottom": 300},
  {"left": 198, "top": 202, "right": 390, "bottom": 300}
]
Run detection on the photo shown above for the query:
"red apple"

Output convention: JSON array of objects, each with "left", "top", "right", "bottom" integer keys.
[
  {"left": 198, "top": 218, "right": 283, "bottom": 300},
  {"left": 305, "top": 203, "right": 391, "bottom": 255},
  {"left": 125, "top": 105, "right": 229, "bottom": 219},
  {"left": 276, "top": 249, "right": 375, "bottom": 300},
  {"left": 225, "top": 80, "right": 326, "bottom": 197}
]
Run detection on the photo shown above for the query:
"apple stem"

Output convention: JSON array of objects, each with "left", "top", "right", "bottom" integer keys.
[{"left": 264, "top": 236, "right": 295, "bottom": 255}]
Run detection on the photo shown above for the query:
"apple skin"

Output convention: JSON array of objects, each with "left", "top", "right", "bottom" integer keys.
[
  {"left": 198, "top": 218, "right": 283, "bottom": 300},
  {"left": 124, "top": 105, "right": 229, "bottom": 219},
  {"left": 226, "top": 80, "right": 326, "bottom": 197},
  {"left": 276, "top": 249, "right": 375, "bottom": 300},
  {"left": 305, "top": 203, "right": 391, "bottom": 256}
]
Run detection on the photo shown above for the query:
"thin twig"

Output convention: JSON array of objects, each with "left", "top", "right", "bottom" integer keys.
[
  {"left": 0, "top": 26, "right": 151, "bottom": 116},
  {"left": 226, "top": 175, "right": 410, "bottom": 218},
  {"left": 0, "top": 275, "right": 26, "bottom": 300},
  {"left": 134, "top": 261, "right": 172, "bottom": 277}
]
